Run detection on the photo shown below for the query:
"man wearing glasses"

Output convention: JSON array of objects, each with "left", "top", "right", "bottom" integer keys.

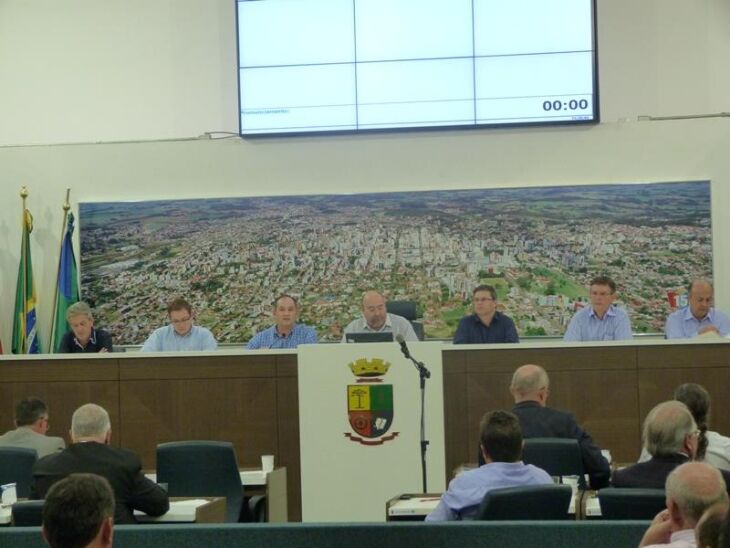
[
  {"left": 612, "top": 400, "right": 730, "bottom": 491},
  {"left": 140, "top": 297, "right": 217, "bottom": 352},
  {"left": 563, "top": 275, "right": 633, "bottom": 341},
  {"left": 0, "top": 398, "right": 65, "bottom": 458},
  {"left": 452, "top": 285, "right": 519, "bottom": 344}
]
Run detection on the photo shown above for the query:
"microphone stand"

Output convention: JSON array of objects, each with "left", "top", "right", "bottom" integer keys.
[{"left": 399, "top": 343, "right": 431, "bottom": 493}]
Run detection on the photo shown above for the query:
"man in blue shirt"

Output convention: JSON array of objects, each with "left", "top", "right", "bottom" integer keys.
[
  {"left": 426, "top": 409, "right": 552, "bottom": 521},
  {"left": 246, "top": 294, "right": 317, "bottom": 349},
  {"left": 563, "top": 275, "right": 633, "bottom": 341},
  {"left": 141, "top": 297, "right": 217, "bottom": 352},
  {"left": 453, "top": 285, "right": 519, "bottom": 344},
  {"left": 665, "top": 280, "right": 730, "bottom": 339}
]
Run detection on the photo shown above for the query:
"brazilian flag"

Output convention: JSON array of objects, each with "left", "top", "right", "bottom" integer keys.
[{"left": 12, "top": 208, "right": 41, "bottom": 354}]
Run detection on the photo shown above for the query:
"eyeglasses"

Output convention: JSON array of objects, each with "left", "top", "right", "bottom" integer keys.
[
  {"left": 170, "top": 317, "right": 192, "bottom": 324},
  {"left": 688, "top": 430, "right": 701, "bottom": 439}
]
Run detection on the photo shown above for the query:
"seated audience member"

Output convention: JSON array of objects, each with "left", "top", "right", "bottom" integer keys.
[
  {"left": 426, "top": 410, "right": 552, "bottom": 521},
  {"left": 58, "top": 301, "right": 113, "bottom": 353},
  {"left": 614, "top": 401, "right": 730, "bottom": 490},
  {"left": 31, "top": 403, "right": 169, "bottom": 524},
  {"left": 638, "top": 462, "right": 727, "bottom": 548},
  {"left": 498, "top": 364, "right": 610, "bottom": 489},
  {"left": 342, "top": 290, "right": 418, "bottom": 342},
  {"left": 639, "top": 384, "right": 730, "bottom": 472},
  {"left": 563, "top": 275, "right": 633, "bottom": 341},
  {"left": 0, "top": 397, "right": 65, "bottom": 458},
  {"left": 141, "top": 297, "right": 217, "bottom": 352},
  {"left": 246, "top": 294, "right": 317, "bottom": 349},
  {"left": 665, "top": 280, "right": 730, "bottom": 339},
  {"left": 42, "top": 473, "right": 114, "bottom": 548},
  {"left": 695, "top": 503, "right": 728, "bottom": 548},
  {"left": 453, "top": 285, "right": 519, "bottom": 344}
]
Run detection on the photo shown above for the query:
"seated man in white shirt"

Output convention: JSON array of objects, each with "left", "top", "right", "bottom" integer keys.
[
  {"left": 426, "top": 410, "right": 552, "bottom": 521},
  {"left": 639, "top": 462, "right": 727, "bottom": 548},
  {"left": 342, "top": 290, "right": 418, "bottom": 342},
  {"left": 141, "top": 297, "right": 217, "bottom": 352}
]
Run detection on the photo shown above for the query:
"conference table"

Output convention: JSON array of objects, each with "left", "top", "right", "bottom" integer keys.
[{"left": 2, "top": 338, "right": 729, "bottom": 521}]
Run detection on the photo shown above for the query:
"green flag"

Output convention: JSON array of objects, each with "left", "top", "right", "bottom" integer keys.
[
  {"left": 12, "top": 208, "right": 41, "bottom": 354},
  {"left": 51, "top": 213, "right": 80, "bottom": 352}
]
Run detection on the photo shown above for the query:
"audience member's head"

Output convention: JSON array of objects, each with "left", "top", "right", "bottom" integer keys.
[
  {"left": 510, "top": 364, "right": 549, "bottom": 406},
  {"left": 674, "top": 383, "right": 711, "bottom": 460},
  {"left": 479, "top": 410, "right": 523, "bottom": 464},
  {"left": 643, "top": 400, "right": 698, "bottom": 458},
  {"left": 71, "top": 404, "right": 111, "bottom": 445},
  {"left": 696, "top": 502, "right": 729, "bottom": 548},
  {"left": 664, "top": 462, "right": 727, "bottom": 532},
  {"left": 42, "top": 473, "right": 114, "bottom": 548},
  {"left": 15, "top": 397, "right": 50, "bottom": 434}
]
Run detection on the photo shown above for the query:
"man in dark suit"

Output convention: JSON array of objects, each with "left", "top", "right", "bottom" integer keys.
[
  {"left": 507, "top": 364, "right": 611, "bottom": 490},
  {"left": 612, "top": 400, "right": 730, "bottom": 490},
  {"left": 31, "top": 403, "right": 169, "bottom": 524}
]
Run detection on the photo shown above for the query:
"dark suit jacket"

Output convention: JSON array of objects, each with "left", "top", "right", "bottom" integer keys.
[
  {"left": 511, "top": 401, "right": 611, "bottom": 490},
  {"left": 612, "top": 453, "right": 730, "bottom": 491},
  {"left": 31, "top": 442, "right": 169, "bottom": 524}
]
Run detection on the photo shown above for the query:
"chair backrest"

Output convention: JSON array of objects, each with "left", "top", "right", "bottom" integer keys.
[
  {"left": 477, "top": 484, "right": 573, "bottom": 520},
  {"left": 386, "top": 301, "right": 425, "bottom": 340},
  {"left": 597, "top": 488, "right": 666, "bottom": 520},
  {"left": 156, "top": 441, "right": 243, "bottom": 523},
  {"left": 522, "top": 438, "right": 585, "bottom": 488},
  {"left": 11, "top": 500, "right": 45, "bottom": 526},
  {"left": 0, "top": 447, "right": 38, "bottom": 498}
]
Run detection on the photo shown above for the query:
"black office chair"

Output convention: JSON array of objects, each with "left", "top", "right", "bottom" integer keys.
[
  {"left": 156, "top": 441, "right": 244, "bottom": 523},
  {"left": 386, "top": 300, "right": 424, "bottom": 341},
  {"left": 597, "top": 488, "right": 666, "bottom": 520},
  {"left": 11, "top": 500, "right": 45, "bottom": 526},
  {"left": 476, "top": 484, "right": 573, "bottom": 520},
  {"left": 0, "top": 447, "right": 38, "bottom": 498},
  {"left": 522, "top": 438, "right": 587, "bottom": 490}
]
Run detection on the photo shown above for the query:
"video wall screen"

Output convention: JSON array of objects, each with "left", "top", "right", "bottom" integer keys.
[{"left": 236, "top": 0, "right": 599, "bottom": 135}]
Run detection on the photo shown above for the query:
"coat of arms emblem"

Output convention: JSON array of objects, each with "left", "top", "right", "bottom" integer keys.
[{"left": 345, "top": 358, "right": 399, "bottom": 446}]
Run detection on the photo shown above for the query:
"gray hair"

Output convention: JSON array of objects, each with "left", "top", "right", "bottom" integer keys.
[
  {"left": 643, "top": 401, "right": 697, "bottom": 457},
  {"left": 665, "top": 462, "right": 727, "bottom": 525},
  {"left": 66, "top": 301, "right": 93, "bottom": 322},
  {"left": 71, "top": 404, "right": 111, "bottom": 438},
  {"left": 510, "top": 364, "right": 549, "bottom": 396}
]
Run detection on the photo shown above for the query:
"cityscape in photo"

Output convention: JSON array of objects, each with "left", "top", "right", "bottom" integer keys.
[{"left": 79, "top": 181, "right": 711, "bottom": 344}]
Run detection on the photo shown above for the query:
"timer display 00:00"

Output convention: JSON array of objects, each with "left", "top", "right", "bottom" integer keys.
[{"left": 542, "top": 99, "right": 589, "bottom": 111}]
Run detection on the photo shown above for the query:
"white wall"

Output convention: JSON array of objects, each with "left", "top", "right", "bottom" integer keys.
[{"left": 0, "top": 0, "right": 729, "bottom": 349}]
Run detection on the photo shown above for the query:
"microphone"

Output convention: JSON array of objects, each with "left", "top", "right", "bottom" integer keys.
[{"left": 395, "top": 333, "right": 411, "bottom": 359}]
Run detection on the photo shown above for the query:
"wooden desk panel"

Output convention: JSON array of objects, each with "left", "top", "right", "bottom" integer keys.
[
  {"left": 444, "top": 345, "right": 642, "bottom": 478},
  {"left": 3, "top": 341, "right": 730, "bottom": 523}
]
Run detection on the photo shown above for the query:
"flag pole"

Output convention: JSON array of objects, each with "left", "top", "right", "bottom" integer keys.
[
  {"left": 20, "top": 186, "right": 29, "bottom": 353},
  {"left": 49, "top": 189, "right": 72, "bottom": 351}
]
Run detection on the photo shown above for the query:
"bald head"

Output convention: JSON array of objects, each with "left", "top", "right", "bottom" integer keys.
[
  {"left": 666, "top": 462, "right": 727, "bottom": 527},
  {"left": 71, "top": 404, "right": 111, "bottom": 443},
  {"left": 644, "top": 401, "right": 697, "bottom": 458},
  {"left": 361, "top": 291, "right": 387, "bottom": 330},
  {"left": 688, "top": 279, "right": 714, "bottom": 321},
  {"left": 510, "top": 364, "right": 550, "bottom": 405}
]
